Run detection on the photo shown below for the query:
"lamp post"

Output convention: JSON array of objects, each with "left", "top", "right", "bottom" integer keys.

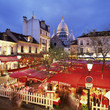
[
  {"left": 46, "top": 54, "right": 49, "bottom": 74},
  {"left": 0, "top": 60, "right": 2, "bottom": 76},
  {"left": 17, "top": 55, "right": 21, "bottom": 69},
  {"left": 87, "top": 60, "right": 93, "bottom": 110}
]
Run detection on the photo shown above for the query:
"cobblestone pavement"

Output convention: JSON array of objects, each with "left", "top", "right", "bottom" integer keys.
[{"left": 0, "top": 96, "right": 74, "bottom": 110}]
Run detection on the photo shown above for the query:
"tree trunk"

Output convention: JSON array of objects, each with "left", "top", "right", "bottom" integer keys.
[{"left": 102, "top": 57, "right": 105, "bottom": 72}]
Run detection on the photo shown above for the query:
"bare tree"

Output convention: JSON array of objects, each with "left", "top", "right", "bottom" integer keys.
[{"left": 90, "top": 30, "right": 110, "bottom": 71}]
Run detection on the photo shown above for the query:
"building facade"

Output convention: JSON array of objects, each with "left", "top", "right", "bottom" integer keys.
[
  {"left": 0, "top": 29, "right": 39, "bottom": 75},
  {"left": 23, "top": 16, "right": 50, "bottom": 52},
  {"left": 77, "top": 31, "right": 110, "bottom": 59}
]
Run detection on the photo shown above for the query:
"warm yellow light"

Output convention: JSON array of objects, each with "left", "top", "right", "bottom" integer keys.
[
  {"left": 17, "top": 55, "right": 21, "bottom": 59},
  {"left": 45, "top": 86, "right": 47, "bottom": 90},
  {"left": 54, "top": 86, "right": 56, "bottom": 91}
]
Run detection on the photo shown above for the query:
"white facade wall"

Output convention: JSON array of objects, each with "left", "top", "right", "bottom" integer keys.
[
  {"left": 77, "top": 36, "right": 110, "bottom": 58},
  {"left": 77, "top": 37, "right": 94, "bottom": 54},
  {"left": 17, "top": 42, "right": 38, "bottom": 54},
  {"left": 23, "top": 18, "right": 40, "bottom": 43},
  {"left": 0, "top": 40, "right": 17, "bottom": 55}
]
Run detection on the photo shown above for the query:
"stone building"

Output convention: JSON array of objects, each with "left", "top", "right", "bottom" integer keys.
[
  {"left": 23, "top": 16, "right": 50, "bottom": 52},
  {"left": 50, "top": 16, "right": 76, "bottom": 53}
]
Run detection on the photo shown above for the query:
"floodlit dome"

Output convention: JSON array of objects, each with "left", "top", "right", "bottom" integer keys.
[{"left": 57, "top": 16, "right": 69, "bottom": 36}]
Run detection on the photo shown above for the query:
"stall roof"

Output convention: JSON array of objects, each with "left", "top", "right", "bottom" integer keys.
[
  {"left": 0, "top": 56, "right": 18, "bottom": 62},
  {"left": 28, "top": 71, "right": 48, "bottom": 82},
  {"left": 9, "top": 71, "right": 28, "bottom": 78},
  {"left": 78, "top": 74, "right": 110, "bottom": 90},
  {"left": 47, "top": 73, "right": 82, "bottom": 87}
]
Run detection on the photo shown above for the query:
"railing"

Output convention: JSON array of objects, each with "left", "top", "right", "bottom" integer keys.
[
  {"left": 92, "top": 102, "right": 108, "bottom": 110},
  {"left": 0, "top": 88, "right": 53, "bottom": 109}
]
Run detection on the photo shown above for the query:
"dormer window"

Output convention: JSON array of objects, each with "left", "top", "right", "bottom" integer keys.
[
  {"left": 19, "top": 36, "right": 22, "bottom": 39},
  {"left": 3, "top": 34, "right": 7, "bottom": 41},
  {"left": 28, "top": 36, "right": 33, "bottom": 42},
  {"left": 41, "top": 21, "right": 46, "bottom": 29}
]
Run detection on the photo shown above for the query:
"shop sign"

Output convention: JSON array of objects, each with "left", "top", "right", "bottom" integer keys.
[
  {"left": 51, "top": 81, "right": 58, "bottom": 84},
  {"left": 85, "top": 83, "right": 93, "bottom": 89},
  {"left": 51, "top": 81, "right": 71, "bottom": 87},
  {"left": 59, "top": 82, "right": 71, "bottom": 87}
]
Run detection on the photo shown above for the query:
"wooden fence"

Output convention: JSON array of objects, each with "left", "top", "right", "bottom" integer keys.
[
  {"left": 92, "top": 102, "right": 108, "bottom": 110},
  {"left": 0, "top": 88, "right": 53, "bottom": 110}
]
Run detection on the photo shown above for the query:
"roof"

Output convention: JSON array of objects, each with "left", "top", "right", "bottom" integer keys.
[
  {"left": 78, "top": 30, "right": 110, "bottom": 38},
  {"left": 71, "top": 40, "right": 77, "bottom": 45},
  {"left": 11, "top": 31, "right": 39, "bottom": 44},
  {"left": 39, "top": 20, "right": 50, "bottom": 32},
  {"left": 0, "top": 32, "right": 16, "bottom": 42}
]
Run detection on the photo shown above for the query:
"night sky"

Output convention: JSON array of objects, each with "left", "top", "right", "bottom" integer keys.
[{"left": 0, "top": 0, "right": 110, "bottom": 39}]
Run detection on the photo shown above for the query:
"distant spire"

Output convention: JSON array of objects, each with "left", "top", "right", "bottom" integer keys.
[
  {"left": 61, "top": 16, "right": 64, "bottom": 21},
  {"left": 32, "top": 11, "right": 35, "bottom": 19},
  {"left": 71, "top": 30, "right": 73, "bottom": 33}
]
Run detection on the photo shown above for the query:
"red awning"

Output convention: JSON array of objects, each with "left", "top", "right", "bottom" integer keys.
[
  {"left": 9, "top": 71, "right": 28, "bottom": 78},
  {"left": 27, "top": 71, "right": 48, "bottom": 81},
  {"left": 0, "top": 56, "right": 18, "bottom": 62},
  {"left": 47, "top": 73, "right": 82, "bottom": 87},
  {"left": 23, "top": 69, "right": 37, "bottom": 75},
  {"left": 78, "top": 73, "right": 110, "bottom": 90}
]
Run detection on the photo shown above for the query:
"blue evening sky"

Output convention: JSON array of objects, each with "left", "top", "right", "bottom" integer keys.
[{"left": 0, "top": 0, "right": 110, "bottom": 39}]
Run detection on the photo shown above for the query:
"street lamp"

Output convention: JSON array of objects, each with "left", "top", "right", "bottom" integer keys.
[
  {"left": 17, "top": 55, "right": 21, "bottom": 69},
  {"left": 86, "top": 60, "right": 93, "bottom": 110},
  {"left": 0, "top": 60, "right": 2, "bottom": 76},
  {"left": 87, "top": 60, "right": 93, "bottom": 76}
]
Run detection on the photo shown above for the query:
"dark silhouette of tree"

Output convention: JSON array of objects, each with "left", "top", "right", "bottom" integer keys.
[{"left": 90, "top": 30, "right": 110, "bottom": 71}]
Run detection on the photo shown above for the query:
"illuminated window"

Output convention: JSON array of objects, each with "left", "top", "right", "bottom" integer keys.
[
  {"left": 11, "top": 47, "right": 14, "bottom": 54},
  {"left": 80, "top": 48, "right": 83, "bottom": 53},
  {"left": 40, "top": 30, "right": 42, "bottom": 34},
  {"left": 35, "top": 48, "right": 37, "bottom": 53},
  {"left": 0, "top": 47, "right": 1, "bottom": 52},
  {"left": 87, "top": 48, "right": 90, "bottom": 53},
  {"left": 98, "top": 48, "right": 102, "bottom": 53},
  {"left": 29, "top": 47, "right": 31, "bottom": 53},
  {"left": 80, "top": 40, "right": 83, "bottom": 45},
  {"left": 86, "top": 40, "right": 89, "bottom": 45},
  {"left": 21, "top": 46, "right": 24, "bottom": 52}
]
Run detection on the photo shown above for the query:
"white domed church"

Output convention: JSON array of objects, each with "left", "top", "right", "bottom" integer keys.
[{"left": 50, "top": 16, "right": 75, "bottom": 52}]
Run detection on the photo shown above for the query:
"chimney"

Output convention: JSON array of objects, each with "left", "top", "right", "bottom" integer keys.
[{"left": 23, "top": 16, "right": 27, "bottom": 20}]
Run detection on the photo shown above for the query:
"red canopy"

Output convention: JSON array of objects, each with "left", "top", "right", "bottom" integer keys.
[
  {"left": 23, "top": 69, "right": 37, "bottom": 75},
  {"left": 9, "top": 71, "right": 27, "bottom": 78},
  {"left": 37, "top": 66, "right": 47, "bottom": 70},
  {"left": 28, "top": 71, "right": 48, "bottom": 81},
  {"left": 0, "top": 56, "right": 18, "bottom": 62},
  {"left": 78, "top": 73, "right": 110, "bottom": 90},
  {"left": 51, "top": 62, "right": 58, "bottom": 67},
  {"left": 47, "top": 73, "right": 82, "bottom": 87}
]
